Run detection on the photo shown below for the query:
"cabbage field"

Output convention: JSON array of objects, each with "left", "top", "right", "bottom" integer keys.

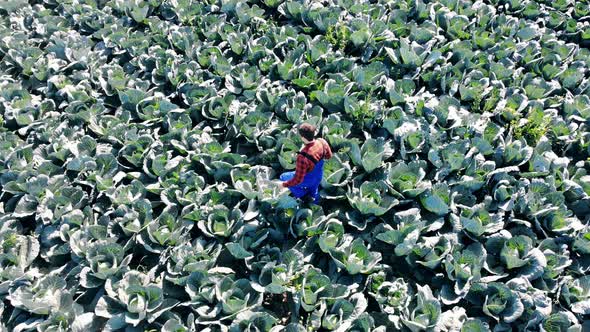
[{"left": 2, "top": 0, "right": 590, "bottom": 331}]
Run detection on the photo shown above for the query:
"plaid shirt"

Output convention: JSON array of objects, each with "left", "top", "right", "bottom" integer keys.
[{"left": 282, "top": 138, "right": 333, "bottom": 188}]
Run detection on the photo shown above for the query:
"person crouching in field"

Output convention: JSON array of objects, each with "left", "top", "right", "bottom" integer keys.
[{"left": 273, "top": 123, "right": 333, "bottom": 205}]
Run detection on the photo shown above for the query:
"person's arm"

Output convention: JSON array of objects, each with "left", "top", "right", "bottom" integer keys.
[
  {"left": 282, "top": 154, "right": 311, "bottom": 187},
  {"left": 321, "top": 138, "right": 333, "bottom": 159}
]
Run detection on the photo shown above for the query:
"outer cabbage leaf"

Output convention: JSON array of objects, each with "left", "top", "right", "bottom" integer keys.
[{"left": 346, "top": 181, "right": 399, "bottom": 216}]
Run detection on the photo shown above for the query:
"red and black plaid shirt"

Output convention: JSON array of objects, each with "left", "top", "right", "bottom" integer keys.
[{"left": 282, "top": 138, "right": 333, "bottom": 187}]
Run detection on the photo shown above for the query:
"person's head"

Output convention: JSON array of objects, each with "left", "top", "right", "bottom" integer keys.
[{"left": 298, "top": 123, "right": 316, "bottom": 143}]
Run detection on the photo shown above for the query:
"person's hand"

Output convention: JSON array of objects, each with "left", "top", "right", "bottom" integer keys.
[
  {"left": 272, "top": 180, "right": 284, "bottom": 188},
  {"left": 271, "top": 180, "right": 290, "bottom": 195}
]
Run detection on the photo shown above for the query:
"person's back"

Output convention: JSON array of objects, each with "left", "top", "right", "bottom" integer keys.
[{"left": 300, "top": 138, "right": 332, "bottom": 165}]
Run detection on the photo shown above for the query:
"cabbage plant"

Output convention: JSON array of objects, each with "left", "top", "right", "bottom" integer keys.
[
  {"left": 95, "top": 270, "right": 178, "bottom": 328},
  {"left": 386, "top": 160, "right": 430, "bottom": 198},
  {"left": 402, "top": 284, "right": 441, "bottom": 332},
  {"left": 346, "top": 181, "right": 399, "bottom": 216}
]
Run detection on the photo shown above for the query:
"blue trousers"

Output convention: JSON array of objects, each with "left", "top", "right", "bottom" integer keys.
[{"left": 280, "top": 159, "right": 324, "bottom": 204}]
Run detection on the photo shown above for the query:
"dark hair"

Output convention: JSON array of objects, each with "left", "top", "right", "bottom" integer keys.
[{"left": 298, "top": 123, "right": 316, "bottom": 141}]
